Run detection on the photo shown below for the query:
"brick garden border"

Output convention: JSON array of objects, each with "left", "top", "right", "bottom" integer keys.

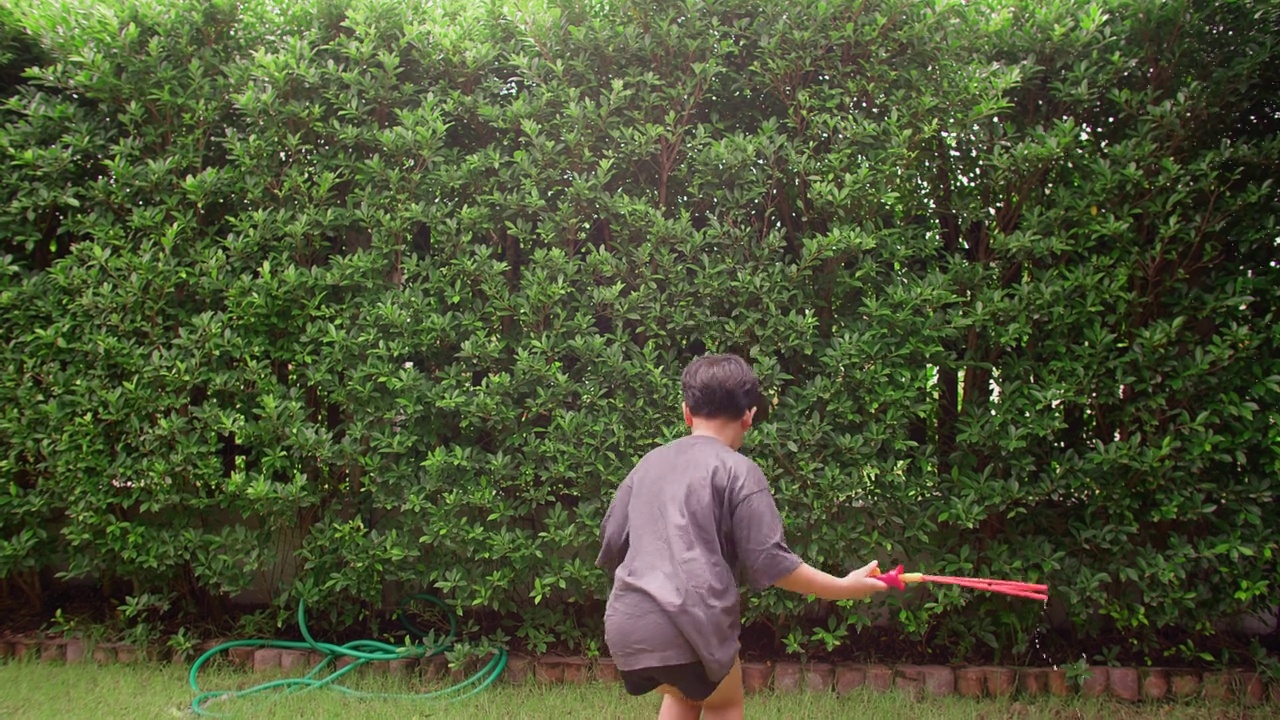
[{"left": 1, "top": 637, "right": 1276, "bottom": 705}]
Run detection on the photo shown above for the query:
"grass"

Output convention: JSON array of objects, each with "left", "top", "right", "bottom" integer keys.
[{"left": 0, "top": 660, "right": 1271, "bottom": 720}]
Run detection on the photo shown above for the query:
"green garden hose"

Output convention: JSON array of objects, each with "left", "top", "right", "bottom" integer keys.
[{"left": 188, "top": 594, "right": 507, "bottom": 717}]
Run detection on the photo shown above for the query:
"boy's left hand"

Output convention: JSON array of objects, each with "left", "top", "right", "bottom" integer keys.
[{"left": 842, "top": 560, "right": 889, "bottom": 599}]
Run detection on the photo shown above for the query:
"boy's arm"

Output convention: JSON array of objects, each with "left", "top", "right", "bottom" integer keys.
[
  {"left": 732, "top": 467, "right": 887, "bottom": 602},
  {"left": 595, "top": 479, "right": 633, "bottom": 575},
  {"left": 772, "top": 560, "right": 885, "bottom": 601}
]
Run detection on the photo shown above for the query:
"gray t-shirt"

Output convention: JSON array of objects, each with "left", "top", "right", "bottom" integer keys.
[{"left": 596, "top": 434, "right": 803, "bottom": 682}]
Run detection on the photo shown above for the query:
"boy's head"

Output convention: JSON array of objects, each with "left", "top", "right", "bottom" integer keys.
[{"left": 681, "top": 354, "right": 761, "bottom": 447}]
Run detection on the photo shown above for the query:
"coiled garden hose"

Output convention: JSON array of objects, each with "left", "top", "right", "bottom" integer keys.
[{"left": 188, "top": 594, "right": 507, "bottom": 717}]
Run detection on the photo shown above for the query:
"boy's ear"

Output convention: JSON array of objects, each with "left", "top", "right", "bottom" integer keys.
[
  {"left": 683, "top": 402, "right": 693, "bottom": 427},
  {"left": 743, "top": 407, "right": 757, "bottom": 429}
]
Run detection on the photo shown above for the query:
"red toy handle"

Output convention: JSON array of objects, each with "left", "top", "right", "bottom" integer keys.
[
  {"left": 869, "top": 564, "right": 1048, "bottom": 601},
  {"left": 870, "top": 564, "right": 907, "bottom": 591}
]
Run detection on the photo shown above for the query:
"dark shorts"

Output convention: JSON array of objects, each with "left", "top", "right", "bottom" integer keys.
[{"left": 620, "top": 662, "right": 722, "bottom": 701}]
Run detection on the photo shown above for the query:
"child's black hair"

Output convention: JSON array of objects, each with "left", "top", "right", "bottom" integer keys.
[{"left": 681, "top": 354, "right": 761, "bottom": 420}]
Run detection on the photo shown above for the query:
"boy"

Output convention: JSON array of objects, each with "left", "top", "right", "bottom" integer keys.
[{"left": 596, "top": 353, "right": 887, "bottom": 720}]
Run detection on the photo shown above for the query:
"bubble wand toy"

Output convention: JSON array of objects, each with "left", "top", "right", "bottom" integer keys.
[{"left": 871, "top": 565, "right": 1049, "bottom": 601}]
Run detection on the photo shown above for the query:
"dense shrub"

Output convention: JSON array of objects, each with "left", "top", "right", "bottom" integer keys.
[{"left": 1, "top": 0, "right": 1277, "bottom": 668}]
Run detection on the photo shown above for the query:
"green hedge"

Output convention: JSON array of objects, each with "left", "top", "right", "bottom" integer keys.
[{"left": 1, "top": 0, "right": 1278, "bottom": 667}]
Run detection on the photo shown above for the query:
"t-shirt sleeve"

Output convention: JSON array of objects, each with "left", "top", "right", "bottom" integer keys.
[
  {"left": 730, "top": 469, "right": 803, "bottom": 590},
  {"left": 595, "top": 478, "right": 633, "bottom": 576}
]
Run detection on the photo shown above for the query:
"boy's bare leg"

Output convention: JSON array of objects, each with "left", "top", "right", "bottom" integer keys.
[
  {"left": 654, "top": 660, "right": 745, "bottom": 720},
  {"left": 702, "top": 704, "right": 745, "bottom": 720},
  {"left": 657, "top": 693, "right": 703, "bottom": 720},
  {"left": 699, "top": 689, "right": 745, "bottom": 719},
  {"left": 699, "top": 660, "right": 745, "bottom": 720}
]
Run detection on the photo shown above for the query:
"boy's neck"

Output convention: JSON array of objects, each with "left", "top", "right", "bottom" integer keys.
[{"left": 688, "top": 420, "right": 743, "bottom": 450}]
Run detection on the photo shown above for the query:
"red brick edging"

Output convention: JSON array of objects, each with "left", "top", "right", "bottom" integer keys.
[{"left": 1, "top": 638, "right": 1275, "bottom": 705}]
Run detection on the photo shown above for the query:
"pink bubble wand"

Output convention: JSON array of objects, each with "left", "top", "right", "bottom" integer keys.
[{"left": 871, "top": 565, "right": 1049, "bottom": 602}]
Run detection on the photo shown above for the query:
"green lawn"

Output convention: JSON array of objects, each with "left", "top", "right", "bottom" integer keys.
[{"left": 0, "top": 660, "right": 1270, "bottom": 720}]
